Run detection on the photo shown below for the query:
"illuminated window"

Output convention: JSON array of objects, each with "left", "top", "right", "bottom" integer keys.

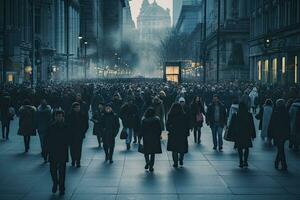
[
  {"left": 165, "top": 66, "right": 180, "bottom": 83},
  {"left": 166, "top": 66, "right": 180, "bottom": 75},
  {"left": 295, "top": 56, "right": 298, "bottom": 83},
  {"left": 272, "top": 58, "right": 277, "bottom": 83},
  {"left": 264, "top": 60, "right": 269, "bottom": 82},
  {"left": 257, "top": 60, "right": 262, "bottom": 81},
  {"left": 282, "top": 57, "right": 286, "bottom": 74},
  {"left": 7, "top": 74, "right": 13, "bottom": 82}
]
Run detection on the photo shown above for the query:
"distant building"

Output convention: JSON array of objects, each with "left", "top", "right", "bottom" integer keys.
[
  {"left": 249, "top": 0, "right": 300, "bottom": 84},
  {"left": 173, "top": 0, "right": 183, "bottom": 27}
]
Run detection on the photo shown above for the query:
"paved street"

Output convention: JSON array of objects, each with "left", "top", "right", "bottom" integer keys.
[{"left": 0, "top": 118, "right": 299, "bottom": 200}]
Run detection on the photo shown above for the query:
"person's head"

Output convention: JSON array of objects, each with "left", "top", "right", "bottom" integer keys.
[
  {"left": 54, "top": 110, "right": 65, "bottom": 123},
  {"left": 72, "top": 102, "right": 80, "bottom": 112},
  {"left": 98, "top": 103, "right": 104, "bottom": 111},
  {"left": 169, "top": 102, "right": 184, "bottom": 116},
  {"left": 23, "top": 99, "right": 31, "bottom": 106},
  {"left": 41, "top": 99, "right": 47, "bottom": 106},
  {"left": 75, "top": 93, "right": 82, "bottom": 102},
  {"left": 144, "top": 107, "right": 156, "bottom": 118},
  {"left": 264, "top": 99, "right": 273, "bottom": 107},
  {"left": 194, "top": 96, "right": 200, "bottom": 103},
  {"left": 105, "top": 104, "right": 113, "bottom": 113},
  {"left": 179, "top": 97, "right": 185, "bottom": 106},
  {"left": 153, "top": 96, "right": 160, "bottom": 104},
  {"left": 213, "top": 94, "right": 219, "bottom": 104},
  {"left": 276, "top": 99, "right": 285, "bottom": 108}
]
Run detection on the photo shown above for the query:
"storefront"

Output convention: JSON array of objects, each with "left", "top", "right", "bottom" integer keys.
[{"left": 163, "top": 62, "right": 182, "bottom": 83}]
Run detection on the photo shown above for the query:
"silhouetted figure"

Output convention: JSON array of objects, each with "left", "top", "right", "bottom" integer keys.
[
  {"left": 91, "top": 102, "right": 105, "bottom": 148},
  {"left": 46, "top": 110, "right": 69, "bottom": 195},
  {"left": 0, "top": 95, "right": 15, "bottom": 140},
  {"left": 167, "top": 103, "right": 189, "bottom": 168},
  {"left": 190, "top": 96, "right": 205, "bottom": 144},
  {"left": 289, "top": 98, "right": 300, "bottom": 151},
  {"left": 268, "top": 99, "right": 290, "bottom": 171},
  {"left": 18, "top": 99, "right": 36, "bottom": 152},
  {"left": 206, "top": 94, "right": 227, "bottom": 151},
  {"left": 140, "top": 107, "right": 162, "bottom": 172},
  {"left": 229, "top": 102, "right": 256, "bottom": 168},
  {"left": 67, "top": 102, "right": 89, "bottom": 168},
  {"left": 102, "top": 104, "right": 120, "bottom": 163}
]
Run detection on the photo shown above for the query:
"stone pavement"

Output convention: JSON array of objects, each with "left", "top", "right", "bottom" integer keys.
[{"left": 0, "top": 118, "right": 299, "bottom": 200}]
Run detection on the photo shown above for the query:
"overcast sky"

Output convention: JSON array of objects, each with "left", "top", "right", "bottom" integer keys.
[{"left": 129, "top": 0, "right": 173, "bottom": 28}]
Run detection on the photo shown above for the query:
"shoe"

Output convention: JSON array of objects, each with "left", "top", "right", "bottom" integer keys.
[
  {"left": 197, "top": 140, "right": 201, "bottom": 144},
  {"left": 52, "top": 184, "right": 58, "bottom": 193},
  {"left": 149, "top": 167, "right": 154, "bottom": 172},
  {"left": 173, "top": 163, "right": 178, "bottom": 168},
  {"left": 76, "top": 162, "right": 81, "bottom": 168},
  {"left": 219, "top": 147, "right": 223, "bottom": 152},
  {"left": 179, "top": 160, "right": 183, "bottom": 166},
  {"left": 274, "top": 161, "right": 279, "bottom": 169},
  {"left": 71, "top": 161, "right": 75, "bottom": 167},
  {"left": 282, "top": 166, "right": 288, "bottom": 171},
  {"left": 133, "top": 140, "right": 137, "bottom": 144},
  {"left": 59, "top": 189, "right": 65, "bottom": 195},
  {"left": 105, "top": 155, "right": 109, "bottom": 162},
  {"left": 213, "top": 147, "right": 217, "bottom": 150},
  {"left": 109, "top": 160, "right": 113, "bottom": 164},
  {"left": 144, "top": 164, "right": 149, "bottom": 170},
  {"left": 239, "top": 161, "right": 243, "bottom": 168},
  {"left": 244, "top": 161, "right": 248, "bottom": 167},
  {"left": 126, "top": 144, "right": 131, "bottom": 150}
]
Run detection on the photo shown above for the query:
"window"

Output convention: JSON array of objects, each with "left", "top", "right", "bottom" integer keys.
[
  {"left": 264, "top": 60, "right": 269, "bottom": 82},
  {"left": 257, "top": 60, "right": 262, "bottom": 81},
  {"left": 272, "top": 58, "right": 278, "bottom": 83},
  {"left": 166, "top": 66, "right": 180, "bottom": 83},
  {"left": 295, "top": 56, "right": 298, "bottom": 83},
  {"left": 282, "top": 57, "right": 286, "bottom": 74}
]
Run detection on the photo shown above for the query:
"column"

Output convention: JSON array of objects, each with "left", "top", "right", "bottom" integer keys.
[
  {"left": 226, "top": 0, "right": 233, "bottom": 19},
  {"left": 239, "top": 0, "right": 246, "bottom": 18}
]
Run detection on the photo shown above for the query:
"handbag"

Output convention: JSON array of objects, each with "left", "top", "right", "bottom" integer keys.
[
  {"left": 120, "top": 128, "right": 127, "bottom": 140},
  {"left": 138, "top": 143, "right": 144, "bottom": 154},
  {"left": 223, "top": 127, "right": 234, "bottom": 142}
]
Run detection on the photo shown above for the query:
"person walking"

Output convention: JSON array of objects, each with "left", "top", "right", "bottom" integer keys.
[
  {"left": 102, "top": 104, "right": 120, "bottom": 163},
  {"left": 229, "top": 102, "right": 256, "bottom": 168},
  {"left": 0, "top": 95, "right": 15, "bottom": 140},
  {"left": 18, "top": 99, "right": 37, "bottom": 153},
  {"left": 167, "top": 103, "right": 189, "bottom": 168},
  {"left": 46, "top": 110, "right": 69, "bottom": 195},
  {"left": 36, "top": 99, "right": 52, "bottom": 162},
  {"left": 256, "top": 99, "right": 273, "bottom": 144},
  {"left": 289, "top": 98, "right": 300, "bottom": 151},
  {"left": 268, "top": 99, "right": 290, "bottom": 171},
  {"left": 91, "top": 102, "right": 105, "bottom": 148},
  {"left": 140, "top": 107, "right": 162, "bottom": 172},
  {"left": 206, "top": 94, "right": 227, "bottom": 151},
  {"left": 190, "top": 96, "right": 205, "bottom": 144},
  {"left": 67, "top": 102, "right": 89, "bottom": 168}
]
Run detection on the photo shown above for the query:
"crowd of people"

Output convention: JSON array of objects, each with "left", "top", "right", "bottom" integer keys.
[{"left": 0, "top": 78, "right": 299, "bottom": 195}]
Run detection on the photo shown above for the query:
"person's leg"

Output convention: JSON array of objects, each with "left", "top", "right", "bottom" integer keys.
[
  {"left": 279, "top": 140, "right": 287, "bottom": 170},
  {"left": 96, "top": 135, "right": 101, "bottom": 148},
  {"left": 109, "top": 140, "right": 115, "bottom": 163},
  {"left": 76, "top": 139, "right": 83, "bottom": 167},
  {"left": 103, "top": 143, "right": 109, "bottom": 161},
  {"left": 238, "top": 148, "right": 243, "bottom": 167},
  {"left": 244, "top": 148, "right": 249, "bottom": 166},
  {"left": 70, "top": 141, "right": 76, "bottom": 165},
  {"left": 2, "top": 124, "right": 5, "bottom": 139},
  {"left": 193, "top": 127, "right": 197, "bottom": 143},
  {"left": 197, "top": 126, "right": 202, "bottom": 144},
  {"left": 5, "top": 122, "right": 10, "bottom": 140},
  {"left": 58, "top": 163, "right": 66, "bottom": 194},
  {"left": 144, "top": 154, "right": 150, "bottom": 169},
  {"left": 50, "top": 162, "right": 58, "bottom": 193},
  {"left": 126, "top": 128, "right": 133, "bottom": 150},
  {"left": 172, "top": 152, "right": 178, "bottom": 167},
  {"left": 211, "top": 125, "right": 217, "bottom": 149},
  {"left": 150, "top": 154, "right": 155, "bottom": 168},
  {"left": 217, "top": 126, "right": 223, "bottom": 150},
  {"left": 179, "top": 153, "right": 184, "bottom": 166},
  {"left": 27, "top": 136, "right": 31, "bottom": 150}
]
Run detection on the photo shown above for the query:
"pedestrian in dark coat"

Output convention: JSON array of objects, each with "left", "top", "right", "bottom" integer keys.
[
  {"left": 268, "top": 99, "right": 290, "bottom": 171},
  {"left": 46, "top": 110, "right": 69, "bottom": 195},
  {"left": 229, "top": 102, "right": 256, "bottom": 168},
  {"left": 140, "top": 107, "right": 162, "bottom": 172},
  {"left": 18, "top": 99, "right": 37, "bottom": 152},
  {"left": 91, "top": 102, "right": 105, "bottom": 148},
  {"left": 102, "top": 104, "right": 120, "bottom": 163},
  {"left": 36, "top": 99, "right": 52, "bottom": 162},
  {"left": 66, "top": 102, "right": 89, "bottom": 168},
  {"left": 190, "top": 96, "right": 205, "bottom": 144},
  {"left": 167, "top": 103, "right": 189, "bottom": 168},
  {"left": 0, "top": 95, "right": 15, "bottom": 140}
]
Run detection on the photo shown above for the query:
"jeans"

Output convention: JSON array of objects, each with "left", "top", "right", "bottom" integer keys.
[
  {"left": 193, "top": 126, "right": 201, "bottom": 143},
  {"left": 50, "top": 161, "right": 66, "bottom": 191},
  {"left": 126, "top": 128, "right": 134, "bottom": 145},
  {"left": 211, "top": 124, "right": 223, "bottom": 148}
]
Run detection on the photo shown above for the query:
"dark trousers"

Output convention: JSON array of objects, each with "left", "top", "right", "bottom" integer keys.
[
  {"left": 2, "top": 122, "right": 10, "bottom": 139},
  {"left": 23, "top": 136, "right": 30, "bottom": 151},
  {"left": 144, "top": 153, "right": 155, "bottom": 167},
  {"left": 172, "top": 152, "right": 184, "bottom": 164},
  {"left": 238, "top": 148, "right": 249, "bottom": 163},
  {"left": 70, "top": 139, "right": 83, "bottom": 164},
  {"left": 50, "top": 161, "right": 66, "bottom": 191},
  {"left": 276, "top": 140, "right": 287, "bottom": 168},
  {"left": 96, "top": 135, "right": 102, "bottom": 147},
  {"left": 104, "top": 140, "right": 115, "bottom": 161},
  {"left": 193, "top": 126, "right": 201, "bottom": 143}
]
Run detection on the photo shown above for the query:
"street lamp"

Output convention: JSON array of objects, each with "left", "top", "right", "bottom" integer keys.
[{"left": 78, "top": 34, "right": 83, "bottom": 40}]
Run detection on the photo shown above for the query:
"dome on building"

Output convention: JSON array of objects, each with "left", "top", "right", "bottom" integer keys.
[{"left": 139, "top": 0, "right": 171, "bottom": 18}]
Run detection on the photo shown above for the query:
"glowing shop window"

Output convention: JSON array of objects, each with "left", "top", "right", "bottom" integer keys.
[
  {"left": 166, "top": 66, "right": 180, "bottom": 75},
  {"left": 257, "top": 60, "right": 262, "bottom": 81},
  {"left": 166, "top": 75, "right": 179, "bottom": 82},
  {"left": 282, "top": 57, "right": 286, "bottom": 74},
  {"left": 295, "top": 56, "right": 298, "bottom": 83},
  {"left": 264, "top": 60, "right": 269, "bottom": 82},
  {"left": 7, "top": 74, "right": 13, "bottom": 82},
  {"left": 272, "top": 58, "right": 277, "bottom": 82}
]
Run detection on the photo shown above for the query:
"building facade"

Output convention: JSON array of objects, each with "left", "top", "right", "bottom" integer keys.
[{"left": 249, "top": 0, "right": 300, "bottom": 84}]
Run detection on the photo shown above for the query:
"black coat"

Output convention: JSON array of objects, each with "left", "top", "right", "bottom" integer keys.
[
  {"left": 102, "top": 112, "right": 120, "bottom": 145},
  {"left": 229, "top": 112, "right": 256, "bottom": 148},
  {"left": 206, "top": 103, "right": 227, "bottom": 127},
  {"left": 120, "top": 103, "right": 139, "bottom": 129},
  {"left": 66, "top": 111, "right": 89, "bottom": 141},
  {"left": 140, "top": 117, "right": 162, "bottom": 154},
  {"left": 91, "top": 110, "right": 105, "bottom": 136},
  {"left": 190, "top": 102, "right": 205, "bottom": 128},
  {"left": 166, "top": 114, "right": 189, "bottom": 153},
  {"left": 268, "top": 107, "right": 290, "bottom": 143},
  {"left": 46, "top": 121, "right": 69, "bottom": 163}
]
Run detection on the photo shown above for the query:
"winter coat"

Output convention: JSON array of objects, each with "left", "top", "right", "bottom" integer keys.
[
  {"left": 261, "top": 105, "right": 273, "bottom": 138},
  {"left": 140, "top": 116, "right": 162, "bottom": 154},
  {"left": 18, "top": 105, "right": 37, "bottom": 136},
  {"left": 289, "top": 102, "right": 300, "bottom": 143},
  {"left": 206, "top": 103, "right": 227, "bottom": 127},
  {"left": 152, "top": 101, "right": 165, "bottom": 129},
  {"left": 190, "top": 102, "right": 205, "bottom": 128},
  {"left": 91, "top": 110, "right": 105, "bottom": 136},
  {"left": 46, "top": 121, "right": 69, "bottom": 163},
  {"left": 268, "top": 107, "right": 290, "bottom": 144},
  {"left": 120, "top": 103, "right": 139, "bottom": 129},
  {"left": 249, "top": 88, "right": 258, "bottom": 108},
  {"left": 66, "top": 111, "right": 89, "bottom": 141},
  {"left": 102, "top": 112, "right": 120, "bottom": 145},
  {"left": 167, "top": 114, "right": 189, "bottom": 153},
  {"left": 36, "top": 105, "right": 52, "bottom": 134},
  {"left": 230, "top": 112, "right": 256, "bottom": 148}
]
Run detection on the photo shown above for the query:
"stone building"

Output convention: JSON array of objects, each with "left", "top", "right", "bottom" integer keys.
[{"left": 249, "top": 0, "right": 300, "bottom": 84}]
